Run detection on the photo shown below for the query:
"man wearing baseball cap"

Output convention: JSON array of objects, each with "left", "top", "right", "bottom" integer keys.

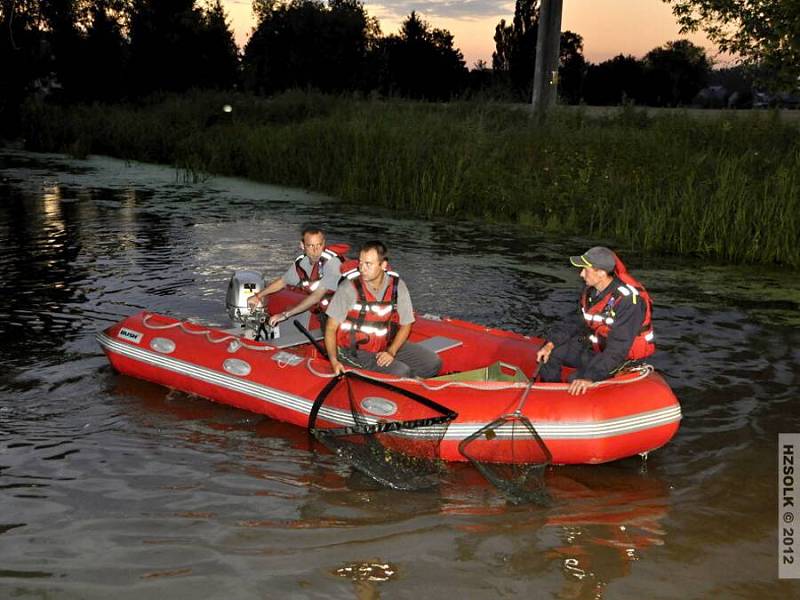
[{"left": 536, "top": 246, "right": 655, "bottom": 395}]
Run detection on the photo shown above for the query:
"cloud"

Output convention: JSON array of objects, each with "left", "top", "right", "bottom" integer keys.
[
  {"left": 221, "top": 0, "right": 516, "bottom": 38},
  {"left": 223, "top": 1, "right": 514, "bottom": 22},
  {"left": 365, "top": 1, "right": 513, "bottom": 21}
]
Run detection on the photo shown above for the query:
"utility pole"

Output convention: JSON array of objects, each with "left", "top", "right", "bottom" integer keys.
[{"left": 531, "top": 0, "right": 564, "bottom": 124}]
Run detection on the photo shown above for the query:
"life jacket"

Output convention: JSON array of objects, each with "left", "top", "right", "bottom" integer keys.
[
  {"left": 579, "top": 252, "right": 655, "bottom": 360},
  {"left": 336, "top": 269, "right": 400, "bottom": 353},
  {"left": 293, "top": 243, "right": 349, "bottom": 312}
]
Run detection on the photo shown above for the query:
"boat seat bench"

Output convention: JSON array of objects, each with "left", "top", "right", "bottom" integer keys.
[
  {"left": 270, "top": 326, "right": 324, "bottom": 349},
  {"left": 417, "top": 336, "right": 463, "bottom": 354}
]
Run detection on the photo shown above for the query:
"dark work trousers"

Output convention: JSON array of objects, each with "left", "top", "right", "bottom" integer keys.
[
  {"left": 539, "top": 336, "right": 593, "bottom": 383},
  {"left": 339, "top": 342, "right": 443, "bottom": 379}
]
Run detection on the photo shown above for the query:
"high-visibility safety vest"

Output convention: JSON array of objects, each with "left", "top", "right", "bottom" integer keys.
[
  {"left": 336, "top": 269, "right": 400, "bottom": 353},
  {"left": 579, "top": 254, "right": 655, "bottom": 360},
  {"left": 293, "top": 244, "right": 349, "bottom": 311}
]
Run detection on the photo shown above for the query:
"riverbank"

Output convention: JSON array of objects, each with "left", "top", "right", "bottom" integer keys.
[{"left": 16, "top": 91, "right": 800, "bottom": 266}]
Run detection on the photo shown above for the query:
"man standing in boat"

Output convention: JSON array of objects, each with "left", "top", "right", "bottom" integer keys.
[
  {"left": 247, "top": 226, "right": 344, "bottom": 328},
  {"left": 324, "top": 240, "right": 442, "bottom": 378},
  {"left": 537, "top": 246, "right": 655, "bottom": 395}
]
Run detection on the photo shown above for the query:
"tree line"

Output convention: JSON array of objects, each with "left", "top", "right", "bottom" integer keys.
[{"left": 0, "top": 0, "right": 793, "bottom": 121}]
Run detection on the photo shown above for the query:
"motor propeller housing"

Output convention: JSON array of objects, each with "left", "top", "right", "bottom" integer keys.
[{"left": 226, "top": 270, "right": 265, "bottom": 322}]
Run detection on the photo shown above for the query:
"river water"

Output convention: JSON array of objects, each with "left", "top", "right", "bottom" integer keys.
[{"left": 1, "top": 147, "right": 798, "bottom": 599}]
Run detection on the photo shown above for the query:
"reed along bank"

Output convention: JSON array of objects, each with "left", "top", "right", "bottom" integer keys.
[{"left": 17, "top": 91, "right": 800, "bottom": 267}]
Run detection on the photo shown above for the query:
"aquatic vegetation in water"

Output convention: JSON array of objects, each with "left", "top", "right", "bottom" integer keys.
[{"left": 17, "top": 91, "right": 800, "bottom": 267}]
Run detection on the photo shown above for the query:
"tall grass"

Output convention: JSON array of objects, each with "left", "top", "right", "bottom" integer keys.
[{"left": 18, "top": 91, "right": 800, "bottom": 266}]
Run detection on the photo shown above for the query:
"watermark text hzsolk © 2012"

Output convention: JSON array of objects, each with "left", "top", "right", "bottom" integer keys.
[{"left": 780, "top": 434, "right": 799, "bottom": 579}]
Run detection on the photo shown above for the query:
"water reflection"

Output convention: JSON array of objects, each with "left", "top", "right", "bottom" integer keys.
[
  {"left": 1, "top": 148, "right": 799, "bottom": 598},
  {"left": 440, "top": 463, "right": 670, "bottom": 599},
  {"left": 114, "top": 370, "right": 671, "bottom": 599}
]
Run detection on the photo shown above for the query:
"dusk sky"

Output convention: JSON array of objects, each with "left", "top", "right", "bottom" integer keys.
[{"left": 221, "top": 0, "right": 716, "bottom": 67}]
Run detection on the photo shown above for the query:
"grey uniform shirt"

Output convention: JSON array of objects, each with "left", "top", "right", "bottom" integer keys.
[
  {"left": 326, "top": 275, "right": 415, "bottom": 326},
  {"left": 281, "top": 255, "right": 342, "bottom": 292},
  {"left": 277, "top": 255, "right": 342, "bottom": 329}
]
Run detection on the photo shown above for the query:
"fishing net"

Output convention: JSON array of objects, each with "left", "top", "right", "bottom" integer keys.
[
  {"left": 458, "top": 380, "right": 552, "bottom": 505},
  {"left": 308, "top": 372, "right": 457, "bottom": 490}
]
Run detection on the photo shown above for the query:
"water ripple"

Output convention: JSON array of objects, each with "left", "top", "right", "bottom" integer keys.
[{"left": 1, "top": 147, "right": 798, "bottom": 598}]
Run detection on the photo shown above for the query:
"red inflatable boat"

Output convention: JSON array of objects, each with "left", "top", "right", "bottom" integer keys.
[{"left": 98, "top": 291, "right": 681, "bottom": 465}]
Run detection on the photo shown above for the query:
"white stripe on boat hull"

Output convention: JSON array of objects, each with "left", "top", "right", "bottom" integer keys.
[{"left": 98, "top": 333, "right": 681, "bottom": 441}]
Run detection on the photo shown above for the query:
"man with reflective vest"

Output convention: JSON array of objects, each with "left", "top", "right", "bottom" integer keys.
[
  {"left": 537, "top": 246, "right": 655, "bottom": 395},
  {"left": 324, "top": 240, "right": 442, "bottom": 378},
  {"left": 247, "top": 225, "right": 345, "bottom": 328}
]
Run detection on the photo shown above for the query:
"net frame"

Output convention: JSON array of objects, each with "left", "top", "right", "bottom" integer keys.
[
  {"left": 458, "top": 370, "right": 553, "bottom": 505},
  {"left": 307, "top": 371, "right": 458, "bottom": 490}
]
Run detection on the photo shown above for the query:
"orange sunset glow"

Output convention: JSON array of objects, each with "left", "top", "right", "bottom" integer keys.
[{"left": 221, "top": 0, "right": 715, "bottom": 67}]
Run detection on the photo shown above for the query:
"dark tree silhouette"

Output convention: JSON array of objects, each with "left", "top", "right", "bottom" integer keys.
[
  {"left": 558, "top": 31, "right": 586, "bottom": 104},
  {"left": 1, "top": 1, "right": 48, "bottom": 130},
  {"left": 583, "top": 54, "right": 646, "bottom": 106},
  {"left": 664, "top": 0, "right": 800, "bottom": 89},
  {"left": 371, "top": 12, "right": 467, "bottom": 100},
  {"left": 84, "top": 1, "right": 129, "bottom": 101},
  {"left": 642, "top": 39, "right": 711, "bottom": 106},
  {"left": 128, "top": 0, "right": 239, "bottom": 96},
  {"left": 492, "top": 1, "right": 585, "bottom": 103},
  {"left": 581, "top": 41, "right": 710, "bottom": 107},
  {"left": 465, "top": 60, "right": 494, "bottom": 96},
  {"left": 198, "top": 0, "right": 241, "bottom": 90},
  {"left": 1, "top": 0, "right": 237, "bottom": 110},
  {"left": 243, "top": 0, "right": 375, "bottom": 94},
  {"left": 40, "top": 0, "right": 88, "bottom": 101},
  {"left": 0, "top": 0, "right": 122, "bottom": 105},
  {"left": 492, "top": 0, "right": 539, "bottom": 99}
]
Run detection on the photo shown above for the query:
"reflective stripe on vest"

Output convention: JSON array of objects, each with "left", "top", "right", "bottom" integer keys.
[
  {"left": 295, "top": 254, "right": 325, "bottom": 292},
  {"left": 579, "top": 279, "right": 655, "bottom": 360},
  {"left": 294, "top": 250, "right": 344, "bottom": 316},
  {"left": 337, "top": 271, "right": 400, "bottom": 353},
  {"left": 321, "top": 248, "right": 339, "bottom": 261},
  {"left": 582, "top": 309, "right": 613, "bottom": 325},
  {"left": 296, "top": 247, "right": 345, "bottom": 292},
  {"left": 591, "top": 331, "right": 654, "bottom": 346},
  {"left": 616, "top": 284, "right": 639, "bottom": 302},
  {"left": 339, "top": 322, "right": 390, "bottom": 337},
  {"left": 352, "top": 302, "right": 393, "bottom": 316}
]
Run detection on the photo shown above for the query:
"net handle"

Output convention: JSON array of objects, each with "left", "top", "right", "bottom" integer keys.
[
  {"left": 510, "top": 358, "right": 543, "bottom": 416},
  {"left": 294, "top": 320, "right": 329, "bottom": 359},
  {"left": 307, "top": 373, "right": 342, "bottom": 431}
]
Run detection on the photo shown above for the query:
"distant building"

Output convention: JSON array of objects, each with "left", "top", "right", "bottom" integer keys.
[
  {"left": 753, "top": 90, "right": 800, "bottom": 109},
  {"left": 694, "top": 85, "right": 728, "bottom": 108}
]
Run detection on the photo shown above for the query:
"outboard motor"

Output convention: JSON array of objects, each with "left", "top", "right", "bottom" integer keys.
[
  {"left": 226, "top": 271, "right": 281, "bottom": 341},
  {"left": 226, "top": 270, "right": 265, "bottom": 321}
]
